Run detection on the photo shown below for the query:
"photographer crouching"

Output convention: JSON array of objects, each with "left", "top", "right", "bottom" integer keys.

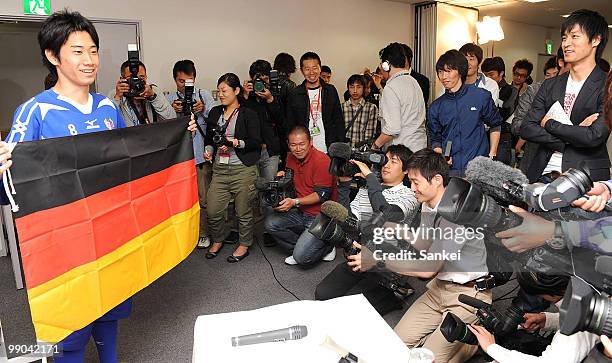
[
  {"left": 355, "top": 149, "right": 492, "bottom": 363},
  {"left": 264, "top": 126, "right": 336, "bottom": 266},
  {"left": 314, "top": 144, "right": 419, "bottom": 315}
]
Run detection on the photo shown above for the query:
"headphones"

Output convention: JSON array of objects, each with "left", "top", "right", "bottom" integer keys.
[{"left": 381, "top": 60, "right": 391, "bottom": 72}]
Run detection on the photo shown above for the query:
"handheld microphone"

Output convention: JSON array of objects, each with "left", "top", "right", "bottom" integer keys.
[
  {"left": 465, "top": 156, "right": 529, "bottom": 204},
  {"left": 231, "top": 325, "right": 307, "bottom": 347}
]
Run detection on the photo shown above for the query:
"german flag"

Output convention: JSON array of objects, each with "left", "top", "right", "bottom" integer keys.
[{"left": 8, "top": 117, "right": 199, "bottom": 344}]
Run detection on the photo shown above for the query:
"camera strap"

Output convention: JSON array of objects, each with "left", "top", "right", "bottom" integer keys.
[
  {"left": 127, "top": 97, "right": 153, "bottom": 125},
  {"left": 345, "top": 104, "right": 365, "bottom": 134},
  {"left": 219, "top": 108, "right": 239, "bottom": 136}
]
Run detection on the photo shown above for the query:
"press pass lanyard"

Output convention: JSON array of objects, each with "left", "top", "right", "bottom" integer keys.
[
  {"left": 308, "top": 87, "right": 321, "bottom": 127},
  {"left": 220, "top": 108, "right": 239, "bottom": 136}
]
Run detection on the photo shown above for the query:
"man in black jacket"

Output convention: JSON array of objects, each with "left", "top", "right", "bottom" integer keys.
[
  {"left": 286, "top": 52, "right": 344, "bottom": 153},
  {"left": 243, "top": 59, "right": 284, "bottom": 180},
  {"left": 520, "top": 9, "right": 610, "bottom": 183},
  {"left": 401, "top": 44, "right": 430, "bottom": 106}
]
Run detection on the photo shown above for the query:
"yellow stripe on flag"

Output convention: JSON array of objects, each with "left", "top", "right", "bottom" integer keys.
[{"left": 27, "top": 202, "right": 200, "bottom": 343}]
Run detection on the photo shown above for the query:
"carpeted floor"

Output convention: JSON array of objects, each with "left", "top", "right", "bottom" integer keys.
[{"left": 1, "top": 239, "right": 517, "bottom": 362}]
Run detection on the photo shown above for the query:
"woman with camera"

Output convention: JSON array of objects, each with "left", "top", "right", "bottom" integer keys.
[{"left": 204, "top": 73, "right": 261, "bottom": 262}]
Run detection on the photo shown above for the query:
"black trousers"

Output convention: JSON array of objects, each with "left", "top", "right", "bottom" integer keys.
[{"left": 315, "top": 262, "right": 403, "bottom": 316}]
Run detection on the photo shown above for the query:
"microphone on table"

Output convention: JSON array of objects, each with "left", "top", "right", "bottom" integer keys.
[{"left": 231, "top": 325, "right": 308, "bottom": 347}]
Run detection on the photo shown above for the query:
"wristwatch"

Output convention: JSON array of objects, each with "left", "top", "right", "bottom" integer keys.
[
  {"left": 545, "top": 221, "right": 566, "bottom": 250},
  {"left": 293, "top": 198, "right": 301, "bottom": 207},
  {"left": 376, "top": 259, "right": 386, "bottom": 270}
]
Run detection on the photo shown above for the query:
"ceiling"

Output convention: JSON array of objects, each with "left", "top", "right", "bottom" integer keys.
[{"left": 388, "top": 0, "right": 612, "bottom": 28}]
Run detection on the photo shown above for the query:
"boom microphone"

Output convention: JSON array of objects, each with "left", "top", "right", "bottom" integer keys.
[
  {"left": 328, "top": 142, "right": 352, "bottom": 159},
  {"left": 231, "top": 325, "right": 308, "bottom": 347},
  {"left": 465, "top": 156, "right": 529, "bottom": 204}
]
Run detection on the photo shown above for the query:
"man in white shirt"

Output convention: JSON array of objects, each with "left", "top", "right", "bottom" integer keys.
[
  {"left": 356, "top": 149, "right": 491, "bottom": 363},
  {"left": 372, "top": 43, "right": 426, "bottom": 153}
]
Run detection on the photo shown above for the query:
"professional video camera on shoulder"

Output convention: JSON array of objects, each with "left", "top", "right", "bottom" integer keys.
[
  {"left": 255, "top": 170, "right": 294, "bottom": 208},
  {"left": 328, "top": 142, "right": 387, "bottom": 179},
  {"left": 123, "top": 44, "right": 145, "bottom": 98}
]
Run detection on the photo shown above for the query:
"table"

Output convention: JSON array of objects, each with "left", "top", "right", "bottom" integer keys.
[{"left": 192, "top": 294, "right": 411, "bottom": 363}]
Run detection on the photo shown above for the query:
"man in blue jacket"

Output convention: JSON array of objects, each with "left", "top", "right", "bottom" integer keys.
[{"left": 428, "top": 50, "right": 502, "bottom": 177}]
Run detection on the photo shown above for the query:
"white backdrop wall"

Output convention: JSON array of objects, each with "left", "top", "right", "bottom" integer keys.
[{"left": 0, "top": 0, "right": 414, "bottom": 95}]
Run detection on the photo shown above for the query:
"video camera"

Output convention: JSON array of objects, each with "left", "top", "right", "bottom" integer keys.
[
  {"left": 255, "top": 170, "right": 294, "bottom": 208},
  {"left": 559, "top": 257, "right": 612, "bottom": 337},
  {"left": 328, "top": 142, "right": 387, "bottom": 178},
  {"left": 441, "top": 294, "right": 524, "bottom": 345},
  {"left": 308, "top": 201, "right": 413, "bottom": 299},
  {"left": 504, "top": 168, "right": 594, "bottom": 212},
  {"left": 124, "top": 44, "right": 145, "bottom": 98},
  {"left": 440, "top": 294, "right": 552, "bottom": 354}
]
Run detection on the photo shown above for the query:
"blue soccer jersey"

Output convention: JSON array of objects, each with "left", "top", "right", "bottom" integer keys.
[{"left": 7, "top": 89, "right": 126, "bottom": 143}]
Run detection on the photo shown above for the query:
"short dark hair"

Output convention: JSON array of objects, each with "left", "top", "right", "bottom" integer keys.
[
  {"left": 459, "top": 43, "right": 483, "bottom": 65},
  {"left": 273, "top": 52, "right": 296, "bottom": 75},
  {"left": 406, "top": 148, "right": 449, "bottom": 186},
  {"left": 599, "top": 58, "right": 610, "bottom": 73},
  {"left": 561, "top": 9, "right": 608, "bottom": 61},
  {"left": 173, "top": 59, "right": 196, "bottom": 79},
  {"left": 347, "top": 74, "right": 366, "bottom": 88},
  {"left": 44, "top": 73, "right": 57, "bottom": 90},
  {"left": 321, "top": 65, "right": 332, "bottom": 74},
  {"left": 517, "top": 272, "right": 569, "bottom": 297},
  {"left": 435, "top": 50, "right": 468, "bottom": 83},
  {"left": 217, "top": 73, "right": 245, "bottom": 105},
  {"left": 481, "top": 56, "right": 506, "bottom": 75},
  {"left": 556, "top": 46, "right": 565, "bottom": 62},
  {"left": 120, "top": 60, "right": 146, "bottom": 74},
  {"left": 287, "top": 125, "right": 311, "bottom": 141},
  {"left": 379, "top": 42, "right": 406, "bottom": 69},
  {"left": 300, "top": 52, "right": 321, "bottom": 69},
  {"left": 38, "top": 9, "right": 99, "bottom": 77},
  {"left": 513, "top": 59, "right": 533, "bottom": 75},
  {"left": 386, "top": 144, "right": 413, "bottom": 172},
  {"left": 249, "top": 59, "right": 272, "bottom": 78},
  {"left": 400, "top": 44, "right": 414, "bottom": 67},
  {"left": 544, "top": 56, "right": 559, "bottom": 74}
]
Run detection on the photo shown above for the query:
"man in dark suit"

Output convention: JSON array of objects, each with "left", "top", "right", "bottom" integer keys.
[
  {"left": 286, "top": 52, "right": 344, "bottom": 153},
  {"left": 401, "top": 44, "right": 430, "bottom": 106},
  {"left": 521, "top": 9, "right": 610, "bottom": 183}
]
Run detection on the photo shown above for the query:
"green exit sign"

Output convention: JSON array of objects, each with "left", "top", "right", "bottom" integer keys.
[
  {"left": 23, "top": 0, "right": 51, "bottom": 15},
  {"left": 545, "top": 40, "right": 554, "bottom": 55}
]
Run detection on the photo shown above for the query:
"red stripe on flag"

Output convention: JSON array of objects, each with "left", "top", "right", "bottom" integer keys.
[{"left": 16, "top": 160, "right": 198, "bottom": 289}]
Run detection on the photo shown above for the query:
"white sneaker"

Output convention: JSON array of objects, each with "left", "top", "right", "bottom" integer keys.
[
  {"left": 284, "top": 255, "right": 298, "bottom": 265},
  {"left": 197, "top": 236, "right": 211, "bottom": 249},
  {"left": 322, "top": 247, "right": 336, "bottom": 261}
]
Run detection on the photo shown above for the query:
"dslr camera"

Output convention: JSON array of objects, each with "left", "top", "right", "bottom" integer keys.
[
  {"left": 210, "top": 128, "right": 233, "bottom": 148},
  {"left": 255, "top": 170, "right": 295, "bottom": 208},
  {"left": 328, "top": 142, "right": 388, "bottom": 178},
  {"left": 123, "top": 44, "right": 145, "bottom": 98}
]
